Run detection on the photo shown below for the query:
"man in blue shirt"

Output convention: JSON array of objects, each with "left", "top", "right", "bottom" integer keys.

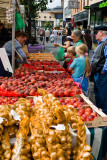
[
  {"left": 0, "top": 32, "right": 28, "bottom": 77},
  {"left": 90, "top": 26, "right": 107, "bottom": 114}
]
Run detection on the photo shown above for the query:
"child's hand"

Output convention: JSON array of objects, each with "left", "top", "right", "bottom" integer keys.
[{"left": 71, "top": 70, "right": 75, "bottom": 74}]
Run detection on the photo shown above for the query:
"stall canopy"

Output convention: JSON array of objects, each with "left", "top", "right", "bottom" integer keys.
[
  {"left": 0, "top": 0, "right": 21, "bottom": 75},
  {"left": 0, "top": 0, "right": 21, "bottom": 21}
]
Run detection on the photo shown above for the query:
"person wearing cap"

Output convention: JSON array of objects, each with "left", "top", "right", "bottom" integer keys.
[{"left": 90, "top": 26, "right": 107, "bottom": 114}]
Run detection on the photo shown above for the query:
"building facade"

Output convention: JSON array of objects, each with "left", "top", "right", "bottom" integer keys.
[
  {"left": 63, "top": 0, "right": 72, "bottom": 26},
  {"left": 72, "top": 0, "right": 89, "bottom": 29},
  {"left": 37, "top": 7, "right": 63, "bottom": 27}
]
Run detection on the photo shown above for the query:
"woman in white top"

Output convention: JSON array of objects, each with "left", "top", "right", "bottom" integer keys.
[{"left": 53, "top": 28, "right": 58, "bottom": 44}]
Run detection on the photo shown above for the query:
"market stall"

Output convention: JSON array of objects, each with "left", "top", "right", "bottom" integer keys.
[
  {"left": 0, "top": 50, "right": 106, "bottom": 159},
  {"left": 0, "top": 0, "right": 23, "bottom": 75}
]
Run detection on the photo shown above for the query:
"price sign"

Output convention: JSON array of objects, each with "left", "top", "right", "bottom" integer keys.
[{"left": 0, "top": 48, "right": 13, "bottom": 73}]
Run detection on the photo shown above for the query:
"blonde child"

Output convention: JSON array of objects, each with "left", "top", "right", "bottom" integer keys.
[
  {"left": 69, "top": 44, "right": 90, "bottom": 94},
  {"left": 65, "top": 46, "right": 76, "bottom": 73}
]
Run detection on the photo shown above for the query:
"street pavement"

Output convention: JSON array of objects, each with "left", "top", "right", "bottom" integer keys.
[{"left": 44, "top": 36, "right": 96, "bottom": 105}]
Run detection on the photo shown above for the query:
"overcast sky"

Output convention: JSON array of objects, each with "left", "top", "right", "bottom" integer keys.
[{"left": 47, "top": 0, "right": 61, "bottom": 8}]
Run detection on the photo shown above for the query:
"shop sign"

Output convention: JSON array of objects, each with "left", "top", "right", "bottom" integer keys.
[
  {"left": 84, "top": 6, "right": 91, "bottom": 9},
  {"left": 68, "top": 0, "right": 80, "bottom": 9},
  {"left": 99, "top": 1, "right": 107, "bottom": 8}
]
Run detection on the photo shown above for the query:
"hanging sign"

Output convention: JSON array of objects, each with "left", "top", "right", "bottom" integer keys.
[
  {"left": 68, "top": 0, "right": 80, "bottom": 9},
  {"left": 0, "top": 48, "right": 13, "bottom": 73},
  {"left": 84, "top": 6, "right": 91, "bottom": 10},
  {"left": 99, "top": 1, "right": 107, "bottom": 8}
]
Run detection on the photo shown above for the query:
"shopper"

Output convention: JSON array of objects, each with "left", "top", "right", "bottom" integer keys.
[
  {"left": 58, "top": 27, "right": 73, "bottom": 51},
  {"left": 0, "top": 22, "right": 9, "bottom": 47},
  {"left": 84, "top": 29, "right": 92, "bottom": 54},
  {"left": 53, "top": 28, "right": 58, "bottom": 44},
  {"left": 85, "top": 26, "right": 91, "bottom": 34},
  {"left": 71, "top": 30, "right": 86, "bottom": 47},
  {"left": 45, "top": 28, "right": 50, "bottom": 43},
  {"left": 65, "top": 46, "right": 76, "bottom": 73},
  {"left": 69, "top": 44, "right": 90, "bottom": 94},
  {"left": 90, "top": 25, "right": 107, "bottom": 114},
  {"left": 38, "top": 26, "right": 45, "bottom": 44},
  {"left": 62, "top": 26, "right": 66, "bottom": 45}
]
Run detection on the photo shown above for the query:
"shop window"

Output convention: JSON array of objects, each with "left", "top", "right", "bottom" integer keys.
[
  {"left": 95, "top": 11, "right": 102, "bottom": 26},
  {"left": 90, "top": 12, "right": 95, "bottom": 26},
  {"left": 83, "top": 0, "right": 85, "bottom": 7}
]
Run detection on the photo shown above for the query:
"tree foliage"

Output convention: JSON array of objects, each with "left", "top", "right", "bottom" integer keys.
[
  {"left": 20, "top": 0, "right": 52, "bottom": 18},
  {"left": 44, "top": 21, "right": 53, "bottom": 28}
]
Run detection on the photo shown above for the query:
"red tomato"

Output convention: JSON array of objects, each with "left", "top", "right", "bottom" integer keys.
[{"left": 78, "top": 109, "right": 85, "bottom": 114}]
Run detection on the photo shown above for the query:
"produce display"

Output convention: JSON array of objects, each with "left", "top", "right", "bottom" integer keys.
[
  {"left": 59, "top": 97, "right": 98, "bottom": 122},
  {"left": 0, "top": 51, "right": 106, "bottom": 160},
  {"left": 1, "top": 129, "right": 11, "bottom": 159},
  {"left": 59, "top": 97, "right": 86, "bottom": 107},
  {"left": 12, "top": 117, "right": 31, "bottom": 160},
  {"left": 24, "top": 60, "right": 64, "bottom": 71},
  {"left": 36, "top": 90, "right": 93, "bottom": 160},
  {"left": 27, "top": 53, "right": 56, "bottom": 60},
  {"left": 0, "top": 97, "right": 18, "bottom": 105},
  {"left": 30, "top": 116, "right": 50, "bottom": 160},
  {"left": 0, "top": 72, "right": 81, "bottom": 97}
]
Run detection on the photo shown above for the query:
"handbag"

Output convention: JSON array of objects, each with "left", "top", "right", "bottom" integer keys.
[{"left": 73, "top": 73, "right": 89, "bottom": 92}]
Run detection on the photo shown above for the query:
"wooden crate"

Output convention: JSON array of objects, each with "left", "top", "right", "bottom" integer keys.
[{"left": 80, "top": 94, "right": 107, "bottom": 128}]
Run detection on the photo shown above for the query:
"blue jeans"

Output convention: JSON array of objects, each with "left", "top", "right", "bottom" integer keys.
[{"left": 94, "top": 73, "right": 107, "bottom": 114}]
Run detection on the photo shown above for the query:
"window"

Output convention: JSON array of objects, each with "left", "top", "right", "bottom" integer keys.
[
  {"left": 39, "top": 16, "right": 41, "bottom": 18},
  {"left": 87, "top": 0, "right": 89, "bottom": 6},
  {"left": 44, "top": 16, "right": 46, "bottom": 18},
  {"left": 49, "top": 16, "right": 51, "bottom": 18},
  {"left": 83, "top": 0, "right": 85, "bottom": 7}
]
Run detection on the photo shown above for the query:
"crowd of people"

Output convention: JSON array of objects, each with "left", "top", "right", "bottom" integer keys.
[
  {"left": 0, "top": 22, "right": 107, "bottom": 115},
  {"left": 55, "top": 24, "right": 107, "bottom": 115}
]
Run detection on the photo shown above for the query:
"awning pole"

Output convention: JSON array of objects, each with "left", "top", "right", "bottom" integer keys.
[{"left": 12, "top": 0, "right": 15, "bottom": 76}]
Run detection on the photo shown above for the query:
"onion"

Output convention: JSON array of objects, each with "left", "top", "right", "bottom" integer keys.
[{"left": 50, "top": 152, "right": 57, "bottom": 159}]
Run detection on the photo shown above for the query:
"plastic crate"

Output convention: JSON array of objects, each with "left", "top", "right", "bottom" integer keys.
[{"left": 28, "top": 44, "right": 45, "bottom": 53}]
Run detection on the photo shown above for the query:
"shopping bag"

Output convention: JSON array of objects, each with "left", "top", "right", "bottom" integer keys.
[
  {"left": 56, "top": 46, "right": 64, "bottom": 61},
  {"left": 15, "top": 11, "right": 25, "bottom": 31}
]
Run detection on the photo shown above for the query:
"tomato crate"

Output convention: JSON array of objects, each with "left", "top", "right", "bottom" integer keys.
[
  {"left": 80, "top": 94, "right": 107, "bottom": 128},
  {"left": 58, "top": 94, "right": 107, "bottom": 128}
]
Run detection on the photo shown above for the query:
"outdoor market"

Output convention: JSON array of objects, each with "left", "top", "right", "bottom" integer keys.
[{"left": 0, "top": 0, "right": 107, "bottom": 160}]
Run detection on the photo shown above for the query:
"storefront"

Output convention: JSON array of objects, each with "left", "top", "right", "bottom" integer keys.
[
  {"left": 74, "top": 10, "right": 88, "bottom": 29},
  {"left": 90, "top": 0, "right": 107, "bottom": 30}
]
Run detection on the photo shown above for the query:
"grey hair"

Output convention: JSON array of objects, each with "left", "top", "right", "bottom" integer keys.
[
  {"left": 102, "top": 31, "right": 107, "bottom": 35},
  {"left": 72, "top": 30, "right": 86, "bottom": 44},
  {"left": 72, "top": 30, "right": 82, "bottom": 38}
]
